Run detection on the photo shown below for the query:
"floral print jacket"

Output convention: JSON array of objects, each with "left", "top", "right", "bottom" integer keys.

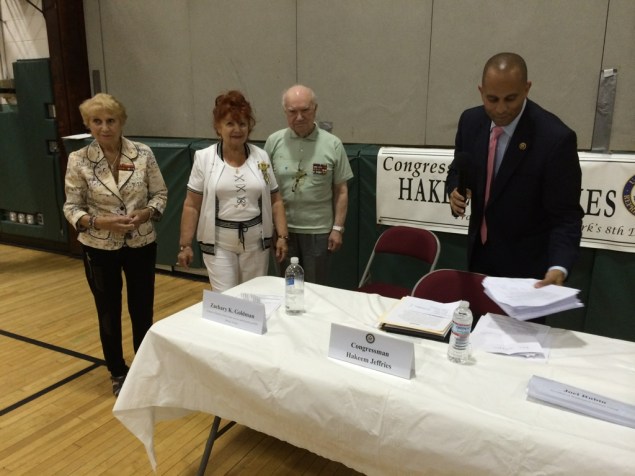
[{"left": 63, "top": 137, "right": 168, "bottom": 250}]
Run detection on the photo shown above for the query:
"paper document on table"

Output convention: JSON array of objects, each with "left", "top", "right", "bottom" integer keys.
[
  {"left": 259, "top": 295, "right": 283, "bottom": 317},
  {"left": 483, "top": 277, "right": 583, "bottom": 320},
  {"left": 379, "top": 296, "right": 459, "bottom": 337},
  {"left": 240, "top": 293, "right": 282, "bottom": 317},
  {"left": 527, "top": 375, "right": 635, "bottom": 429},
  {"left": 471, "top": 313, "right": 551, "bottom": 359}
]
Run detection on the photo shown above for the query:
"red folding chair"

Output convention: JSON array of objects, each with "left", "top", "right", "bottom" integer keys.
[
  {"left": 357, "top": 226, "right": 440, "bottom": 299},
  {"left": 411, "top": 269, "right": 507, "bottom": 318}
]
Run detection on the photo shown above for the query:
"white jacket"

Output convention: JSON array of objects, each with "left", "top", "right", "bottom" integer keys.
[{"left": 188, "top": 143, "right": 278, "bottom": 254}]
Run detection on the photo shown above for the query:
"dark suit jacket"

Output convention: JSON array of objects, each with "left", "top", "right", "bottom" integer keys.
[{"left": 447, "top": 99, "right": 583, "bottom": 279}]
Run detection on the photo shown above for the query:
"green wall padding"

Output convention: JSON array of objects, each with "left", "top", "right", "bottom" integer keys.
[
  {"left": 584, "top": 250, "right": 635, "bottom": 340},
  {"left": 357, "top": 145, "right": 383, "bottom": 281},
  {"left": 328, "top": 149, "right": 361, "bottom": 289},
  {"left": 133, "top": 138, "right": 197, "bottom": 268},
  {"left": 0, "top": 59, "right": 67, "bottom": 243}
]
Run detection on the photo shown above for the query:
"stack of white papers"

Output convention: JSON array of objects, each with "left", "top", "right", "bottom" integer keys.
[
  {"left": 483, "top": 277, "right": 583, "bottom": 320},
  {"left": 527, "top": 375, "right": 635, "bottom": 429},
  {"left": 471, "top": 313, "right": 551, "bottom": 359}
]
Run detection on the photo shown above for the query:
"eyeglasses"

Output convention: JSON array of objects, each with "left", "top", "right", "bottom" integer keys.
[{"left": 292, "top": 169, "right": 307, "bottom": 193}]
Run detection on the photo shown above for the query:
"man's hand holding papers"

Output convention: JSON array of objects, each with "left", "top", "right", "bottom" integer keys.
[{"left": 482, "top": 277, "right": 583, "bottom": 320}]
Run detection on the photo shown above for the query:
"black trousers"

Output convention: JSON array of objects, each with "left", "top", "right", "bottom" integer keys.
[{"left": 82, "top": 242, "right": 157, "bottom": 377}]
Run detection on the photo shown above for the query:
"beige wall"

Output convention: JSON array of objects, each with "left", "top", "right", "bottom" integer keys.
[
  {"left": 0, "top": 0, "right": 48, "bottom": 81},
  {"left": 83, "top": 0, "right": 635, "bottom": 151}
]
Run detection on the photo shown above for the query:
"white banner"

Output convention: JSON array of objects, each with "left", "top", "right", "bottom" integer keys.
[{"left": 376, "top": 147, "right": 635, "bottom": 253}]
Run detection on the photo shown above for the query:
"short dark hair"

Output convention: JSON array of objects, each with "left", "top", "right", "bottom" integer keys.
[{"left": 482, "top": 52, "right": 528, "bottom": 83}]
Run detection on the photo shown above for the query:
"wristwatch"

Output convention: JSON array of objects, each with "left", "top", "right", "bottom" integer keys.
[{"left": 332, "top": 225, "right": 345, "bottom": 234}]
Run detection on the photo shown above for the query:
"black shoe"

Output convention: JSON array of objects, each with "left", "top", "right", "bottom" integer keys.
[{"left": 111, "top": 375, "right": 126, "bottom": 397}]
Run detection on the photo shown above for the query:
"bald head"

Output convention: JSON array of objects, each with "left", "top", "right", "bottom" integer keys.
[
  {"left": 282, "top": 85, "right": 317, "bottom": 109},
  {"left": 282, "top": 85, "right": 318, "bottom": 137},
  {"left": 482, "top": 52, "right": 528, "bottom": 85}
]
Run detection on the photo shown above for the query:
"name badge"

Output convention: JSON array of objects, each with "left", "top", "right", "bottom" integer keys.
[
  {"left": 202, "top": 290, "right": 266, "bottom": 334},
  {"left": 527, "top": 375, "right": 635, "bottom": 429},
  {"left": 118, "top": 163, "right": 134, "bottom": 171},
  {"left": 328, "top": 323, "right": 415, "bottom": 379}
]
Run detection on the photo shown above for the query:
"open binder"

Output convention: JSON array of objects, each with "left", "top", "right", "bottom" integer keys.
[{"left": 379, "top": 296, "right": 460, "bottom": 341}]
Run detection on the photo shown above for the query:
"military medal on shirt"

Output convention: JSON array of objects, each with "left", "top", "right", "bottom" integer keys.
[
  {"left": 312, "top": 163, "right": 328, "bottom": 175},
  {"left": 258, "top": 162, "right": 270, "bottom": 185}
]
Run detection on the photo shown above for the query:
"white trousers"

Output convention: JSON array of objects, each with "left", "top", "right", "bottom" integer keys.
[{"left": 202, "top": 224, "right": 269, "bottom": 292}]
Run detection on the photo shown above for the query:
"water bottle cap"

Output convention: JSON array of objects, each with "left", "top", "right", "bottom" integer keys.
[
  {"left": 459, "top": 300, "right": 470, "bottom": 308},
  {"left": 290, "top": 257, "right": 299, "bottom": 264}
]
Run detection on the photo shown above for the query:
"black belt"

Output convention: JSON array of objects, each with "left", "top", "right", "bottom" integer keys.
[{"left": 216, "top": 215, "right": 262, "bottom": 249}]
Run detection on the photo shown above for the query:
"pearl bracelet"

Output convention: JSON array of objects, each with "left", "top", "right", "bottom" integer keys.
[{"left": 88, "top": 215, "right": 99, "bottom": 230}]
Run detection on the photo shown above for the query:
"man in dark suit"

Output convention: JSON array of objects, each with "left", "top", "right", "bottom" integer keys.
[{"left": 447, "top": 52, "right": 583, "bottom": 287}]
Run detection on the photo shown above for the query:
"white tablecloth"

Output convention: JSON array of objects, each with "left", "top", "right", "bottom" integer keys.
[{"left": 113, "top": 276, "right": 635, "bottom": 475}]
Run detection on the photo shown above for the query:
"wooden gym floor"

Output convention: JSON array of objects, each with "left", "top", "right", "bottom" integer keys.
[{"left": 0, "top": 243, "right": 362, "bottom": 475}]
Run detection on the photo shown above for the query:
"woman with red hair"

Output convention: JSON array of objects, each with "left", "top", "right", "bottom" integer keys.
[{"left": 177, "top": 91, "right": 288, "bottom": 291}]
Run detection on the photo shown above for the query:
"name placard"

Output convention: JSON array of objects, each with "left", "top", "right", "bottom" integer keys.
[
  {"left": 202, "top": 290, "right": 267, "bottom": 334},
  {"left": 328, "top": 323, "right": 415, "bottom": 379},
  {"left": 527, "top": 375, "right": 635, "bottom": 429}
]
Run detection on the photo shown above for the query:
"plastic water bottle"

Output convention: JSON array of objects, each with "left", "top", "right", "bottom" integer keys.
[
  {"left": 285, "top": 257, "right": 304, "bottom": 315},
  {"left": 447, "top": 301, "right": 473, "bottom": 364}
]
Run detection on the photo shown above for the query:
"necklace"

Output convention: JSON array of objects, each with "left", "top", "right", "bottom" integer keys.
[
  {"left": 105, "top": 143, "right": 122, "bottom": 178},
  {"left": 292, "top": 167, "right": 307, "bottom": 192},
  {"left": 105, "top": 152, "right": 121, "bottom": 183},
  {"left": 107, "top": 154, "right": 120, "bottom": 172}
]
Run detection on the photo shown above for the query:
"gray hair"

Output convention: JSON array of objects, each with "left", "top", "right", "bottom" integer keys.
[{"left": 281, "top": 85, "right": 317, "bottom": 108}]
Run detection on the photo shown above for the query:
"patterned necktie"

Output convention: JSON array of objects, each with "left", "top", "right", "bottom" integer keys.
[{"left": 480, "top": 126, "right": 504, "bottom": 244}]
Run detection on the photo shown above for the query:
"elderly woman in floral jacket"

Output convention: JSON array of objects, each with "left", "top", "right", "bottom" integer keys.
[{"left": 63, "top": 93, "right": 167, "bottom": 396}]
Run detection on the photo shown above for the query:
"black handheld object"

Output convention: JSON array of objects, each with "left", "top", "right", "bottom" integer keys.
[{"left": 455, "top": 151, "right": 470, "bottom": 198}]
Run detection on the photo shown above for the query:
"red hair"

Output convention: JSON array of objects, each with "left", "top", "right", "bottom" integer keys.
[{"left": 213, "top": 90, "right": 256, "bottom": 134}]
